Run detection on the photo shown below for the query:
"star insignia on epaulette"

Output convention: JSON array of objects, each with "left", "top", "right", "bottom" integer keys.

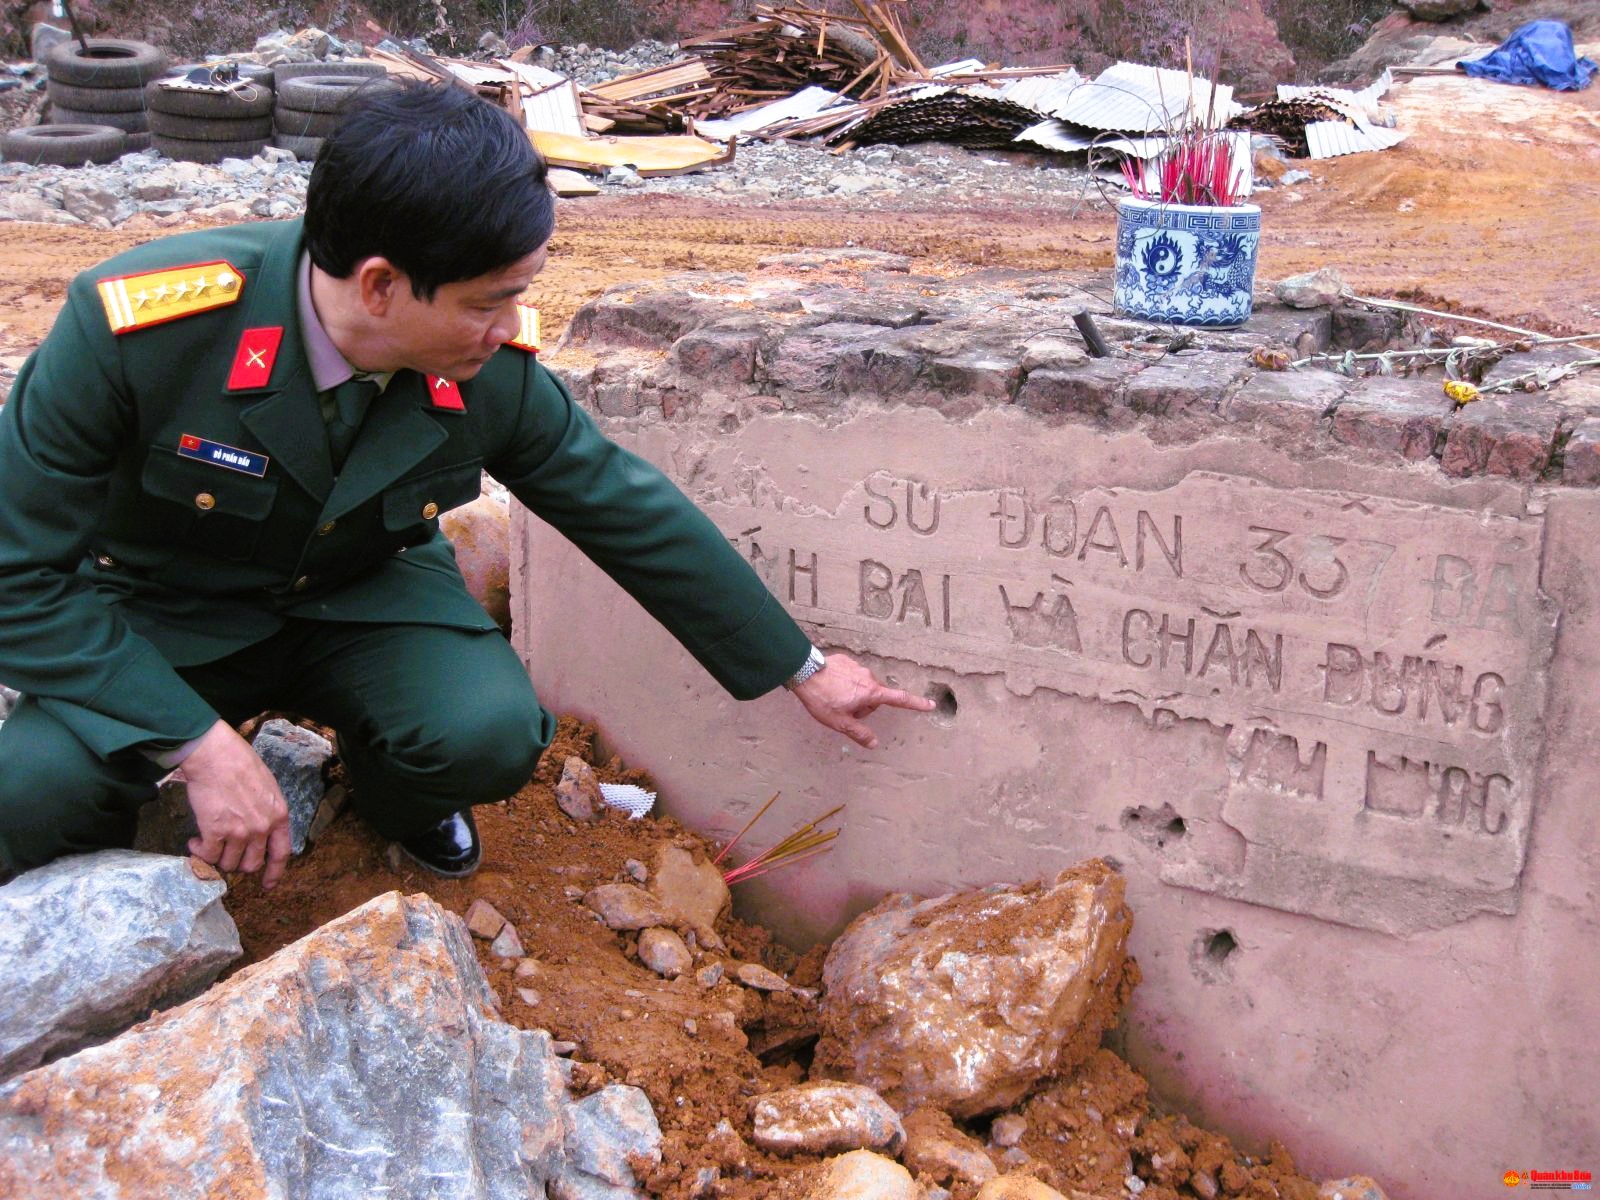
[{"left": 97, "top": 260, "right": 243, "bottom": 334}]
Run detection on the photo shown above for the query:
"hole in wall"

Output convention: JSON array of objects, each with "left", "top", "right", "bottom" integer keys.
[
  {"left": 1190, "top": 928, "right": 1239, "bottom": 983},
  {"left": 926, "top": 683, "right": 958, "bottom": 720},
  {"left": 1120, "top": 803, "right": 1188, "bottom": 849}
]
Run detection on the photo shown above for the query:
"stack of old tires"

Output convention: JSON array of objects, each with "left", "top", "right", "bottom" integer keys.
[
  {"left": 270, "top": 60, "right": 386, "bottom": 161},
  {"left": 7, "top": 38, "right": 169, "bottom": 165},
  {"left": 145, "top": 68, "right": 277, "bottom": 164}
]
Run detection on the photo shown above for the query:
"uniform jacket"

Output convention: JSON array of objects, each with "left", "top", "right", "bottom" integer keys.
[{"left": 0, "top": 219, "right": 809, "bottom": 758}]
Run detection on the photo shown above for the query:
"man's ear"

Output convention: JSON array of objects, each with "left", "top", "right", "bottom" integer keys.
[{"left": 354, "top": 256, "right": 407, "bottom": 317}]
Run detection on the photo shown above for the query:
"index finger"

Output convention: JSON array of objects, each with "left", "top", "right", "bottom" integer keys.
[
  {"left": 260, "top": 823, "right": 293, "bottom": 891},
  {"left": 872, "top": 685, "right": 938, "bottom": 712}
]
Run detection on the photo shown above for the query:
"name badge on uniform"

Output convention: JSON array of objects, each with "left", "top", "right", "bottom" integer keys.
[{"left": 178, "top": 433, "right": 270, "bottom": 477}]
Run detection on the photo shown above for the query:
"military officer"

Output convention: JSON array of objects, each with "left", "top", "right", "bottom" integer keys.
[{"left": 0, "top": 79, "right": 933, "bottom": 888}]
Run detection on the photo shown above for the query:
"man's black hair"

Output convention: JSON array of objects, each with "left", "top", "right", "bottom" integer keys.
[{"left": 304, "top": 79, "right": 553, "bottom": 299}]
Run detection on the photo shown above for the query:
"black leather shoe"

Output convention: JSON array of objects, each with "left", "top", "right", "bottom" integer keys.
[{"left": 396, "top": 809, "right": 481, "bottom": 878}]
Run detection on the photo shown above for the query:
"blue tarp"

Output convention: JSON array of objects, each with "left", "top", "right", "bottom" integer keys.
[{"left": 1458, "top": 20, "right": 1596, "bottom": 91}]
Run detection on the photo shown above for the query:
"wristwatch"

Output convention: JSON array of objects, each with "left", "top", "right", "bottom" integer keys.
[{"left": 784, "top": 644, "right": 827, "bottom": 690}]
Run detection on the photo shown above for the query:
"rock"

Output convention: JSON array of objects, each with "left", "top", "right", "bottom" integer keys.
[
  {"left": 990, "top": 1113, "right": 1027, "bottom": 1147},
  {"left": 0, "top": 850, "right": 239, "bottom": 1082},
  {"left": 813, "top": 861, "right": 1132, "bottom": 1118},
  {"left": 1280, "top": 168, "right": 1312, "bottom": 186},
  {"left": 1275, "top": 267, "right": 1347, "bottom": 309},
  {"left": 804, "top": 1149, "right": 920, "bottom": 1199},
  {"left": 750, "top": 1082, "right": 905, "bottom": 1157},
  {"left": 0, "top": 192, "right": 77, "bottom": 224},
  {"left": 649, "top": 843, "right": 729, "bottom": 930},
  {"left": 624, "top": 858, "right": 648, "bottom": 883},
  {"left": 1319, "top": 1178, "right": 1390, "bottom": 1200},
  {"left": 696, "top": 963, "right": 724, "bottom": 988},
  {"left": 736, "top": 962, "right": 791, "bottom": 992},
  {"left": 252, "top": 718, "right": 331, "bottom": 855},
  {"left": 828, "top": 173, "right": 877, "bottom": 195},
  {"left": 584, "top": 883, "right": 671, "bottom": 930},
  {"left": 479, "top": 31, "right": 512, "bottom": 56},
  {"left": 556, "top": 756, "right": 602, "bottom": 822},
  {"left": 552, "top": 1084, "right": 662, "bottom": 1193},
  {"left": 638, "top": 927, "right": 692, "bottom": 978},
  {"left": 604, "top": 164, "right": 644, "bottom": 188},
  {"left": 758, "top": 249, "right": 913, "bottom": 273},
  {"left": 903, "top": 1107, "right": 998, "bottom": 1189},
  {"left": 0, "top": 891, "right": 592, "bottom": 1197},
  {"left": 975, "top": 1178, "right": 1074, "bottom": 1200},
  {"left": 1398, "top": 0, "right": 1480, "bottom": 20},
  {"left": 490, "top": 923, "right": 525, "bottom": 958},
  {"left": 439, "top": 494, "right": 511, "bottom": 633},
  {"left": 466, "top": 897, "right": 509, "bottom": 939}
]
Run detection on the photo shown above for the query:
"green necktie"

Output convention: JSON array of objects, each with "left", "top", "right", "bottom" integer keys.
[{"left": 327, "top": 377, "right": 378, "bottom": 470}]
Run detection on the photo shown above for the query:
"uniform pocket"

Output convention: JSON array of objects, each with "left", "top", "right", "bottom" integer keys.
[
  {"left": 140, "top": 446, "right": 280, "bottom": 561},
  {"left": 381, "top": 463, "right": 483, "bottom": 537}
]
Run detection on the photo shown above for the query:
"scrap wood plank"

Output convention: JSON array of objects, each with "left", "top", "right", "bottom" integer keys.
[{"left": 527, "top": 129, "right": 734, "bottom": 176}]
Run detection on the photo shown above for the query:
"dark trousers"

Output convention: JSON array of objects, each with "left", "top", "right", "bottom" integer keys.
[{"left": 0, "top": 620, "right": 553, "bottom": 877}]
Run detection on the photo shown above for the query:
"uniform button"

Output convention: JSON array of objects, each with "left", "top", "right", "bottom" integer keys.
[
  {"left": 292, "top": 575, "right": 311, "bottom": 592},
  {"left": 421, "top": 501, "right": 439, "bottom": 520},
  {"left": 316, "top": 521, "right": 337, "bottom": 537},
  {"left": 194, "top": 492, "right": 216, "bottom": 511},
  {"left": 95, "top": 553, "right": 117, "bottom": 568}
]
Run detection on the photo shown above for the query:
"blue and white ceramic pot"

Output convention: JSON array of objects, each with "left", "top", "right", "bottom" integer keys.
[{"left": 1113, "top": 197, "right": 1261, "bottom": 328}]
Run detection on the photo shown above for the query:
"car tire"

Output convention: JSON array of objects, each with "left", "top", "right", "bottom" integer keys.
[
  {"left": 49, "top": 105, "right": 150, "bottom": 133},
  {"left": 272, "top": 105, "right": 343, "bottom": 139},
  {"left": 152, "top": 133, "right": 268, "bottom": 165},
  {"left": 274, "top": 75, "right": 373, "bottom": 112},
  {"left": 147, "top": 110, "right": 273, "bottom": 141},
  {"left": 1, "top": 124, "right": 127, "bottom": 166},
  {"left": 46, "top": 80, "right": 149, "bottom": 112},
  {"left": 124, "top": 131, "right": 153, "bottom": 154},
  {"left": 270, "top": 60, "right": 386, "bottom": 83},
  {"left": 44, "top": 39, "right": 167, "bottom": 89},
  {"left": 145, "top": 77, "right": 275, "bottom": 119},
  {"left": 269, "top": 131, "right": 325, "bottom": 161}
]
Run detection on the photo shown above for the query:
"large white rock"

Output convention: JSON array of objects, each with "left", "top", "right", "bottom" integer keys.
[
  {"left": 0, "top": 850, "right": 238, "bottom": 1082},
  {"left": 814, "top": 861, "right": 1132, "bottom": 1118},
  {"left": 750, "top": 1082, "right": 905, "bottom": 1156},
  {"left": 0, "top": 891, "right": 596, "bottom": 1198},
  {"left": 804, "top": 1149, "right": 920, "bottom": 1200}
]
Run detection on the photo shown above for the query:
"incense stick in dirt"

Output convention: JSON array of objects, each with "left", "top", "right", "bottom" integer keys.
[
  {"left": 721, "top": 803, "right": 846, "bottom": 884},
  {"left": 712, "top": 791, "right": 779, "bottom": 866}
]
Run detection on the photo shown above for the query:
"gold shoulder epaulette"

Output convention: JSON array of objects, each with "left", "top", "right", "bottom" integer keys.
[
  {"left": 506, "top": 304, "right": 541, "bottom": 353},
  {"left": 96, "top": 259, "right": 244, "bottom": 335}
]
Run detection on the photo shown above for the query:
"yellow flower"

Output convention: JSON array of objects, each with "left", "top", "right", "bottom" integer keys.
[{"left": 1445, "top": 380, "right": 1479, "bottom": 406}]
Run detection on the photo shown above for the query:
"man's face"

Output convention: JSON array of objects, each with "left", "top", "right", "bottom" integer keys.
[{"left": 387, "top": 242, "right": 548, "bottom": 381}]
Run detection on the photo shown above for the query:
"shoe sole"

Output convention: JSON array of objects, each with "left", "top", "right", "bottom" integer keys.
[{"left": 393, "top": 842, "right": 482, "bottom": 879}]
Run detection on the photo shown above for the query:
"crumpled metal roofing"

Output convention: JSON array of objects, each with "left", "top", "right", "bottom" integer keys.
[
  {"left": 1054, "top": 61, "right": 1242, "bottom": 133},
  {"left": 829, "top": 86, "right": 1045, "bottom": 148},
  {"left": 1275, "top": 72, "right": 1406, "bottom": 158}
]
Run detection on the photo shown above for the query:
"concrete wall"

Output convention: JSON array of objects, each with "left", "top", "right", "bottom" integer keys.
[{"left": 512, "top": 258, "right": 1600, "bottom": 1196}]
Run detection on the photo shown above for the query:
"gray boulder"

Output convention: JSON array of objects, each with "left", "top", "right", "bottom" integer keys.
[
  {"left": 0, "top": 850, "right": 239, "bottom": 1082},
  {"left": 0, "top": 891, "right": 607, "bottom": 1198},
  {"left": 552, "top": 1084, "right": 662, "bottom": 1197}
]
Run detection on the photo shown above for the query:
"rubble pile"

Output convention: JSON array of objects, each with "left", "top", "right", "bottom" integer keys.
[{"left": 0, "top": 718, "right": 1382, "bottom": 1200}]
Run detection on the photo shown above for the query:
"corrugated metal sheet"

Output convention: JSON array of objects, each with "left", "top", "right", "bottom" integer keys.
[
  {"left": 1056, "top": 62, "right": 1241, "bottom": 133},
  {"left": 694, "top": 85, "right": 841, "bottom": 142},
  {"left": 1275, "top": 72, "right": 1404, "bottom": 158},
  {"left": 997, "top": 69, "right": 1085, "bottom": 117},
  {"left": 929, "top": 58, "right": 988, "bottom": 76},
  {"left": 1303, "top": 120, "right": 1406, "bottom": 158},
  {"left": 1013, "top": 118, "right": 1095, "bottom": 153}
]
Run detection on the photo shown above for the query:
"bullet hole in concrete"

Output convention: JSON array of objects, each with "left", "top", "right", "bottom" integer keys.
[
  {"left": 1191, "top": 928, "right": 1238, "bottom": 983},
  {"left": 1120, "top": 802, "right": 1188, "bottom": 849},
  {"left": 926, "top": 682, "right": 958, "bottom": 720}
]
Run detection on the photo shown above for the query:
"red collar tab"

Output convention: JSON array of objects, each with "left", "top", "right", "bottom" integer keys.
[
  {"left": 427, "top": 375, "right": 465, "bottom": 412},
  {"left": 225, "top": 327, "right": 284, "bottom": 391}
]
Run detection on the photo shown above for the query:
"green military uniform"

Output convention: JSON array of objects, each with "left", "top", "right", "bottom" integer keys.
[{"left": 0, "top": 218, "right": 810, "bottom": 874}]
